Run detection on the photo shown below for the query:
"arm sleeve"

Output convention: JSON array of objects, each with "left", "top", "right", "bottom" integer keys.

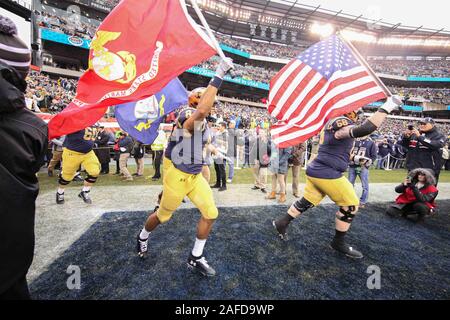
[
  {"left": 349, "top": 119, "right": 378, "bottom": 138},
  {"left": 395, "top": 184, "right": 407, "bottom": 194},
  {"left": 51, "top": 138, "right": 63, "bottom": 147},
  {"left": 370, "top": 142, "right": 378, "bottom": 161},
  {"left": 411, "top": 186, "right": 438, "bottom": 203},
  {"left": 416, "top": 134, "right": 446, "bottom": 151}
]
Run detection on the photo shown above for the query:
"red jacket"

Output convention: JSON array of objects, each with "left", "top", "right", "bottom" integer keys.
[{"left": 395, "top": 184, "right": 438, "bottom": 209}]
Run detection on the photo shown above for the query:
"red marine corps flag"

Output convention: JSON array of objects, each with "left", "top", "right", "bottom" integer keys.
[
  {"left": 48, "top": 0, "right": 217, "bottom": 139},
  {"left": 268, "top": 34, "right": 389, "bottom": 148}
]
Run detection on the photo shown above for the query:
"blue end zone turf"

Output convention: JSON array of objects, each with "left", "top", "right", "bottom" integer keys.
[{"left": 30, "top": 201, "right": 450, "bottom": 299}]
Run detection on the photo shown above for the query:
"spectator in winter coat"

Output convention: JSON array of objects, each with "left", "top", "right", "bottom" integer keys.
[
  {"left": 386, "top": 168, "right": 438, "bottom": 222},
  {"left": 348, "top": 137, "right": 377, "bottom": 207},
  {"left": 118, "top": 132, "right": 134, "bottom": 181},
  {"left": 266, "top": 144, "right": 293, "bottom": 203},
  {"left": 401, "top": 117, "right": 447, "bottom": 184},
  {"left": 0, "top": 17, "right": 48, "bottom": 300},
  {"left": 251, "top": 131, "right": 271, "bottom": 193},
  {"left": 376, "top": 138, "right": 392, "bottom": 169}
]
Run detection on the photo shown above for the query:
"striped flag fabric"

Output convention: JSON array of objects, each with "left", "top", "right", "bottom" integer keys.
[{"left": 268, "top": 35, "right": 387, "bottom": 148}]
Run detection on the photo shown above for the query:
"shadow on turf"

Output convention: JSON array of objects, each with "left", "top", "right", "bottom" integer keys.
[{"left": 30, "top": 201, "right": 450, "bottom": 300}]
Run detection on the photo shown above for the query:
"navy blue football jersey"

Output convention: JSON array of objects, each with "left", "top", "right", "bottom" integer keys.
[
  {"left": 306, "top": 116, "right": 355, "bottom": 179},
  {"left": 63, "top": 127, "right": 97, "bottom": 153}
]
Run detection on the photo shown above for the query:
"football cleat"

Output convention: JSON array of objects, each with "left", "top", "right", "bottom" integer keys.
[
  {"left": 136, "top": 234, "right": 148, "bottom": 259},
  {"left": 187, "top": 254, "right": 216, "bottom": 277},
  {"left": 78, "top": 191, "right": 92, "bottom": 204},
  {"left": 272, "top": 220, "right": 288, "bottom": 241},
  {"left": 330, "top": 239, "right": 363, "bottom": 259},
  {"left": 56, "top": 192, "right": 65, "bottom": 204}
]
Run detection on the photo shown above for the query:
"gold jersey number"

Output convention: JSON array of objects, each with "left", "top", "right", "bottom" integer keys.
[{"left": 83, "top": 127, "right": 98, "bottom": 141}]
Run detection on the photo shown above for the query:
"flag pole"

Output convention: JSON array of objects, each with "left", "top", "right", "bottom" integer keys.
[
  {"left": 337, "top": 33, "right": 392, "bottom": 97},
  {"left": 190, "top": 0, "right": 227, "bottom": 60}
]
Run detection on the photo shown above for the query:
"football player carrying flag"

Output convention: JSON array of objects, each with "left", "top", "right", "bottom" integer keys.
[
  {"left": 48, "top": 0, "right": 218, "bottom": 139},
  {"left": 271, "top": 35, "right": 402, "bottom": 258},
  {"left": 136, "top": 57, "right": 234, "bottom": 276}
]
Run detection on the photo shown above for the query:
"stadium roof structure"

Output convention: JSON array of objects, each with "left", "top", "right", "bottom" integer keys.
[{"left": 187, "top": 0, "right": 450, "bottom": 57}]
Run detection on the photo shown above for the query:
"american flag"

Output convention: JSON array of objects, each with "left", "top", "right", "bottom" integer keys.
[{"left": 268, "top": 35, "right": 387, "bottom": 148}]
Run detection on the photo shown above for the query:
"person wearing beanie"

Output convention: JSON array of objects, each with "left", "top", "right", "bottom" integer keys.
[
  {"left": 0, "top": 15, "right": 31, "bottom": 79},
  {"left": 0, "top": 16, "right": 48, "bottom": 300}
]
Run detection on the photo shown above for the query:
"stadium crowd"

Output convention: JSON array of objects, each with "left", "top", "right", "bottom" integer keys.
[
  {"left": 387, "top": 86, "right": 450, "bottom": 105},
  {"left": 215, "top": 33, "right": 303, "bottom": 59},
  {"left": 23, "top": 72, "right": 450, "bottom": 140},
  {"left": 370, "top": 60, "right": 450, "bottom": 78},
  {"left": 34, "top": 7, "right": 450, "bottom": 80},
  {"left": 25, "top": 72, "right": 77, "bottom": 113},
  {"left": 197, "top": 56, "right": 278, "bottom": 83},
  {"left": 35, "top": 11, "right": 98, "bottom": 40}
]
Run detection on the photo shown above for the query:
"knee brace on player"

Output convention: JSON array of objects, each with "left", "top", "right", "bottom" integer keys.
[
  {"left": 292, "top": 197, "right": 315, "bottom": 214},
  {"left": 85, "top": 175, "right": 98, "bottom": 184},
  {"left": 337, "top": 206, "right": 357, "bottom": 223},
  {"left": 58, "top": 175, "right": 71, "bottom": 186}
]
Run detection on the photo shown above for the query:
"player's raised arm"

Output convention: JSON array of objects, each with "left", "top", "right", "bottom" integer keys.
[
  {"left": 183, "top": 58, "right": 234, "bottom": 133},
  {"left": 335, "top": 95, "right": 402, "bottom": 140}
]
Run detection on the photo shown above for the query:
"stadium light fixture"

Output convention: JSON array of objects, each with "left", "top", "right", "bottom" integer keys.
[
  {"left": 310, "top": 22, "right": 334, "bottom": 37},
  {"left": 378, "top": 37, "right": 450, "bottom": 47},
  {"left": 340, "top": 29, "right": 377, "bottom": 44}
]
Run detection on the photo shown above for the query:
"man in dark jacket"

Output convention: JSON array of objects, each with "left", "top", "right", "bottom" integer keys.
[
  {"left": 348, "top": 136, "right": 377, "bottom": 207},
  {"left": 401, "top": 117, "right": 446, "bottom": 184},
  {"left": 285, "top": 142, "right": 306, "bottom": 198},
  {"left": 376, "top": 138, "right": 391, "bottom": 169},
  {"left": 0, "top": 17, "right": 48, "bottom": 300},
  {"left": 243, "top": 130, "right": 251, "bottom": 168},
  {"left": 118, "top": 132, "right": 134, "bottom": 181},
  {"left": 95, "top": 126, "right": 111, "bottom": 174},
  {"left": 251, "top": 131, "right": 271, "bottom": 193},
  {"left": 226, "top": 120, "right": 238, "bottom": 183}
]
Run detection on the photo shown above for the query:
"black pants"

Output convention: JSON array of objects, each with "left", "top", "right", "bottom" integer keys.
[
  {"left": 244, "top": 153, "right": 250, "bottom": 167},
  {"left": 0, "top": 275, "right": 30, "bottom": 300},
  {"left": 386, "top": 202, "right": 430, "bottom": 221},
  {"left": 101, "top": 162, "right": 109, "bottom": 174},
  {"left": 445, "top": 159, "right": 450, "bottom": 171},
  {"left": 114, "top": 151, "right": 120, "bottom": 174},
  {"left": 153, "top": 150, "right": 163, "bottom": 178},
  {"left": 214, "top": 162, "right": 226, "bottom": 187}
]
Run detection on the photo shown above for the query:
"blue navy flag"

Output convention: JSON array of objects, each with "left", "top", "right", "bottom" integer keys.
[{"left": 115, "top": 78, "right": 188, "bottom": 144}]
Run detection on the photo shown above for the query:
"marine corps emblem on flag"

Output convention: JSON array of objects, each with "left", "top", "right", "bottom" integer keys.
[
  {"left": 48, "top": 0, "right": 217, "bottom": 140},
  {"left": 89, "top": 30, "right": 163, "bottom": 87},
  {"left": 89, "top": 31, "right": 137, "bottom": 84}
]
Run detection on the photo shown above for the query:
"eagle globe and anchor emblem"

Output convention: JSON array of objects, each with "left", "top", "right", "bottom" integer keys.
[
  {"left": 88, "top": 30, "right": 163, "bottom": 85},
  {"left": 88, "top": 30, "right": 165, "bottom": 131}
]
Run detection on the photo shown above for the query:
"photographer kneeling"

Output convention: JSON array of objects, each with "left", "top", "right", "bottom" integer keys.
[{"left": 386, "top": 169, "right": 438, "bottom": 222}]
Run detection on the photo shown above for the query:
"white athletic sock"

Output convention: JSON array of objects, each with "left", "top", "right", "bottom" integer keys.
[
  {"left": 82, "top": 186, "right": 91, "bottom": 192},
  {"left": 191, "top": 238, "right": 207, "bottom": 258},
  {"left": 139, "top": 228, "right": 151, "bottom": 240},
  {"left": 57, "top": 188, "right": 65, "bottom": 194}
]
